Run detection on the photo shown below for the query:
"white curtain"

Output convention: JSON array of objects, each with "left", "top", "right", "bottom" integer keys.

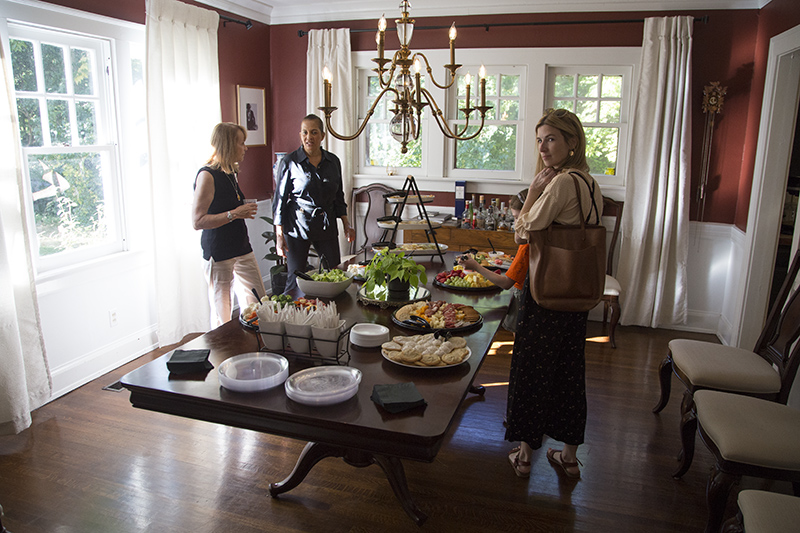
[
  {"left": 0, "top": 36, "right": 52, "bottom": 434},
  {"left": 306, "top": 29, "right": 354, "bottom": 255},
  {"left": 617, "top": 16, "right": 693, "bottom": 327},
  {"left": 146, "top": 0, "right": 221, "bottom": 344}
]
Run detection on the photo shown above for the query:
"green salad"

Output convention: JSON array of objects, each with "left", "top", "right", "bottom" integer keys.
[{"left": 310, "top": 269, "right": 349, "bottom": 282}]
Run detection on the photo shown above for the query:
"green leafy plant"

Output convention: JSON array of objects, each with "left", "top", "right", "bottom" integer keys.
[
  {"left": 363, "top": 250, "right": 427, "bottom": 298},
  {"left": 260, "top": 216, "right": 286, "bottom": 276}
]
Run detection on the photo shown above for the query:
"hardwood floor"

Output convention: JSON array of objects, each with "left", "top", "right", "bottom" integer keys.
[{"left": 0, "top": 323, "right": 789, "bottom": 532}]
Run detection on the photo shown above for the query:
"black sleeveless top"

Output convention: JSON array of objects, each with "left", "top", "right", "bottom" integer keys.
[{"left": 195, "top": 166, "right": 252, "bottom": 261}]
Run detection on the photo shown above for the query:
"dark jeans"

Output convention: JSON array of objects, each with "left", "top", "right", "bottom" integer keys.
[{"left": 283, "top": 234, "right": 342, "bottom": 294}]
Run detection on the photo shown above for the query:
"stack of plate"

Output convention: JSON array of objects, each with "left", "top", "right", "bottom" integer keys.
[
  {"left": 285, "top": 366, "right": 362, "bottom": 405},
  {"left": 349, "top": 323, "right": 390, "bottom": 347},
  {"left": 218, "top": 353, "right": 289, "bottom": 392}
]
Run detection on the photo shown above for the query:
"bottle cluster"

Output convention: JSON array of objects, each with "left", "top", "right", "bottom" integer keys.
[{"left": 460, "top": 194, "right": 513, "bottom": 231}]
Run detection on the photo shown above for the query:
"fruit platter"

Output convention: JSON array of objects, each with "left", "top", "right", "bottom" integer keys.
[
  {"left": 433, "top": 267, "right": 499, "bottom": 291},
  {"left": 392, "top": 300, "right": 482, "bottom": 332}
]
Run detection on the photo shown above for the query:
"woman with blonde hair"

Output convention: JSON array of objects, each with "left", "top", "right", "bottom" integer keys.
[
  {"left": 505, "top": 109, "right": 603, "bottom": 479},
  {"left": 192, "top": 122, "right": 265, "bottom": 328}
]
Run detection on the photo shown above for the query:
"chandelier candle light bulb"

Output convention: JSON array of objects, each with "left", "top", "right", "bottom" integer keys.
[
  {"left": 322, "top": 66, "right": 332, "bottom": 108},
  {"left": 414, "top": 58, "right": 422, "bottom": 106},
  {"left": 378, "top": 15, "right": 386, "bottom": 61},
  {"left": 449, "top": 23, "right": 457, "bottom": 66},
  {"left": 479, "top": 65, "right": 486, "bottom": 107},
  {"left": 464, "top": 72, "right": 471, "bottom": 110}
]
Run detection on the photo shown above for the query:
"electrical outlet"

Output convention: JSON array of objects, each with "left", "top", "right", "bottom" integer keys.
[{"left": 109, "top": 309, "right": 118, "bottom": 327}]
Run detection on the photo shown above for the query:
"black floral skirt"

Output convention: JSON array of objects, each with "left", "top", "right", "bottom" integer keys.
[{"left": 504, "top": 276, "right": 588, "bottom": 449}]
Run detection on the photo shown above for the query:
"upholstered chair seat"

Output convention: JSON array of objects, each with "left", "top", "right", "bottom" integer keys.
[{"left": 732, "top": 490, "right": 800, "bottom": 532}]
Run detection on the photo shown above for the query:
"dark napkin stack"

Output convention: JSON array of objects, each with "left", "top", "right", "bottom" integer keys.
[
  {"left": 371, "top": 382, "right": 427, "bottom": 413},
  {"left": 167, "top": 349, "right": 213, "bottom": 374}
]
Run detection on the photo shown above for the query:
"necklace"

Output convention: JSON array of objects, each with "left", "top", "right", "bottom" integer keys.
[{"left": 226, "top": 172, "right": 241, "bottom": 201}]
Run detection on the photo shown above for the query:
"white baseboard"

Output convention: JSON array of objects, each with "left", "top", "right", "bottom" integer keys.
[{"left": 49, "top": 325, "right": 159, "bottom": 400}]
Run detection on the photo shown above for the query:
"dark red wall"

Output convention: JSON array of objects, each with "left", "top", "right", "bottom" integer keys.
[
  {"left": 41, "top": 0, "right": 272, "bottom": 199},
  {"left": 37, "top": 1, "right": 800, "bottom": 224},
  {"left": 736, "top": 0, "right": 800, "bottom": 230}
]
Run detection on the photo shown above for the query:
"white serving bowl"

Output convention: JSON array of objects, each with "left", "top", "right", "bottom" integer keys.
[
  {"left": 218, "top": 352, "right": 289, "bottom": 392},
  {"left": 349, "top": 323, "right": 390, "bottom": 348},
  {"left": 297, "top": 271, "right": 354, "bottom": 298}
]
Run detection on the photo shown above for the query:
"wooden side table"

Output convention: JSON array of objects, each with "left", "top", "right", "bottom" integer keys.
[{"left": 404, "top": 226, "right": 519, "bottom": 255}]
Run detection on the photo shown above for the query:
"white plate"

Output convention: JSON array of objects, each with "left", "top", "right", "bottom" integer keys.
[
  {"left": 349, "top": 323, "right": 390, "bottom": 347},
  {"left": 387, "top": 194, "right": 435, "bottom": 204},
  {"left": 382, "top": 346, "right": 471, "bottom": 369},
  {"left": 218, "top": 352, "right": 289, "bottom": 392},
  {"left": 285, "top": 366, "right": 362, "bottom": 405}
]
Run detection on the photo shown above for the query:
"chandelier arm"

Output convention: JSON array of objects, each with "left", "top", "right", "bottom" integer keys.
[
  {"left": 412, "top": 52, "right": 458, "bottom": 90},
  {"left": 320, "top": 86, "right": 399, "bottom": 141},
  {"left": 420, "top": 88, "right": 483, "bottom": 140}
]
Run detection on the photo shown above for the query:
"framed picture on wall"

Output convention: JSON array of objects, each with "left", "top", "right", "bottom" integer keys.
[{"left": 237, "top": 85, "right": 266, "bottom": 146}]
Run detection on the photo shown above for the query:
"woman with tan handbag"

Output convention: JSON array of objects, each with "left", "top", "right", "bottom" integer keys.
[{"left": 505, "top": 109, "right": 603, "bottom": 479}]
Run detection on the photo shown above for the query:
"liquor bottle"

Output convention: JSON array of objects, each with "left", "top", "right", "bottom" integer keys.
[
  {"left": 476, "top": 195, "right": 486, "bottom": 230},
  {"left": 485, "top": 198, "right": 496, "bottom": 231},
  {"left": 471, "top": 202, "right": 477, "bottom": 229},
  {"left": 497, "top": 203, "right": 509, "bottom": 231},
  {"left": 462, "top": 200, "right": 472, "bottom": 229}
]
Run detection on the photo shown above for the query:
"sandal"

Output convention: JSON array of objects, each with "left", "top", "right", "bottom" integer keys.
[
  {"left": 546, "top": 448, "right": 582, "bottom": 478},
  {"left": 508, "top": 446, "right": 531, "bottom": 478}
]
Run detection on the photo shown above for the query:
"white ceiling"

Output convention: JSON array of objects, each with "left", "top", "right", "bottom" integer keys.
[{"left": 199, "top": 0, "right": 769, "bottom": 26}]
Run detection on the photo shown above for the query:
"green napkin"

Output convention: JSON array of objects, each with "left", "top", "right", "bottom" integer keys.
[{"left": 371, "top": 382, "right": 427, "bottom": 413}]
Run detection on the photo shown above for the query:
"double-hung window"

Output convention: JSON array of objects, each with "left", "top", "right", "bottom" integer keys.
[{"left": 9, "top": 23, "right": 125, "bottom": 271}]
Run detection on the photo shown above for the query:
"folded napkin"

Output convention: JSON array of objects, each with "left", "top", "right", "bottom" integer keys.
[
  {"left": 371, "top": 382, "right": 427, "bottom": 413},
  {"left": 167, "top": 349, "right": 213, "bottom": 374}
]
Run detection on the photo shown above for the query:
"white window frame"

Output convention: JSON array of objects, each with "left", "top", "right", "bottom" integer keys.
[
  {"left": 352, "top": 47, "right": 639, "bottom": 198},
  {"left": 2, "top": 0, "right": 145, "bottom": 277},
  {"left": 9, "top": 23, "right": 125, "bottom": 272},
  {"left": 545, "top": 64, "right": 634, "bottom": 189}
]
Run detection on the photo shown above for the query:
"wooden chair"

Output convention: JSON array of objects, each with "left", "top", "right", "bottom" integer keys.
[
  {"left": 602, "top": 197, "right": 623, "bottom": 348},
  {"left": 660, "top": 249, "right": 800, "bottom": 480},
  {"left": 687, "top": 391, "right": 800, "bottom": 533},
  {"left": 349, "top": 183, "right": 396, "bottom": 258},
  {"left": 722, "top": 490, "right": 800, "bottom": 533}
]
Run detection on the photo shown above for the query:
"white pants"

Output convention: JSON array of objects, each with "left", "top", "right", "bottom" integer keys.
[{"left": 203, "top": 251, "right": 265, "bottom": 328}]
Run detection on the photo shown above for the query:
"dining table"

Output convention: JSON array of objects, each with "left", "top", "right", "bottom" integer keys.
[{"left": 120, "top": 253, "right": 511, "bottom": 526}]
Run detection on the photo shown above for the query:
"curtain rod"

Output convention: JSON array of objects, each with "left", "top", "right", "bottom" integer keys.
[
  {"left": 297, "top": 16, "right": 708, "bottom": 37},
  {"left": 220, "top": 14, "right": 253, "bottom": 30}
]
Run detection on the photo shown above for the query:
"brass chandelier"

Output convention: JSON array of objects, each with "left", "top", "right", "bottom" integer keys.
[{"left": 319, "top": 0, "right": 492, "bottom": 154}]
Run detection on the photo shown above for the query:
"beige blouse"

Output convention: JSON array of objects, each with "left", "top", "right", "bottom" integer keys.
[{"left": 514, "top": 169, "right": 604, "bottom": 240}]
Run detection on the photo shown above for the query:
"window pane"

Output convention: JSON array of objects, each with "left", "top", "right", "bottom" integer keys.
[
  {"left": 484, "top": 75, "right": 497, "bottom": 98},
  {"left": 27, "top": 152, "right": 111, "bottom": 256},
  {"left": 42, "top": 43, "right": 67, "bottom": 93},
  {"left": 47, "top": 99, "right": 71, "bottom": 145},
  {"left": 585, "top": 126, "right": 618, "bottom": 175},
  {"left": 500, "top": 75, "right": 519, "bottom": 96},
  {"left": 602, "top": 75, "right": 622, "bottom": 98},
  {"left": 455, "top": 124, "right": 516, "bottom": 171},
  {"left": 367, "top": 76, "right": 389, "bottom": 119},
  {"left": 16, "top": 98, "right": 43, "bottom": 147},
  {"left": 499, "top": 99, "right": 518, "bottom": 121},
  {"left": 365, "top": 123, "right": 421, "bottom": 168},
  {"left": 576, "top": 100, "right": 597, "bottom": 123},
  {"left": 554, "top": 75, "right": 574, "bottom": 97},
  {"left": 71, "top": 47, "right": 94, "bottom": 96},
  {"left": 577, "top": 75, "right": 598, "bottom": 98},
  {"left": 553, "top": 100, "right": 574, "bottom": 112},
  {"left": 600, "top": 100, "right": 620, "bottom": 123},
  {"left": 75, "top": 101, "right": 97, "bottom": 144},
  {"left": 10, "top": 39, "right": 37, "bottom": 92}
]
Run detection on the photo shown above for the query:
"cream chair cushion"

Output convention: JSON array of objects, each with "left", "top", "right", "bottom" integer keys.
[
  {"left": 695, "top": 390, "right": 800, "bottom": 470},
  {"left": 738, "top": 490, "right": 800, "bottom": 532},
  {"left": 670, "top": 339, "right": 781, "bottom": 393},
  {"left": 604, "top": 274, "right": 620, "bottom": 297}
]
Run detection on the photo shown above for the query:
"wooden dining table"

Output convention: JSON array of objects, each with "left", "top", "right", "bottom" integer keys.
[{"left": 121, "top": 253, "right": 511, "bottom": 525}]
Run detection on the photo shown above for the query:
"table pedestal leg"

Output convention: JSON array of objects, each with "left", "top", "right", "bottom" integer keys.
[{"left": 269, "top": 442, "right": 428, "bottom": 526}]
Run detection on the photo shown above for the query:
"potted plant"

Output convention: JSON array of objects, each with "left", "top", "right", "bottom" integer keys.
[
  {"left": 261, "top": 216, "right": 288, "bottom": 295},
  {"left": 363, "top": 250, "right": 427, "bottom": 300}
]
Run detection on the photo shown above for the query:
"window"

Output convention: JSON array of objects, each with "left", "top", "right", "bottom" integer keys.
[
  {"left": 546, "top": 66, "right": 632, "bottom": 185},
  {"left": 9, "top": 23, "right": 125, "bottom": 270},
  {"left": 449, "top": 66, "right": 524, "bottom": 175},
  {"left": 353, "top": 48, "right": 638, "bottom": 193}
]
